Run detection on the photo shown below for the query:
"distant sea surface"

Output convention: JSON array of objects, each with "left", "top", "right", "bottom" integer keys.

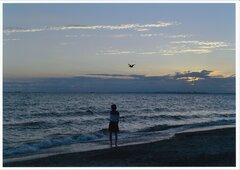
[{"left": 3, "top": 92, "right": 235, "bottom": 161}]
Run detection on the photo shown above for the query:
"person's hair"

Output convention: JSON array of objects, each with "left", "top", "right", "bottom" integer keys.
[{"left": 111, "top": 104, "right": 117, "bottom": 110}]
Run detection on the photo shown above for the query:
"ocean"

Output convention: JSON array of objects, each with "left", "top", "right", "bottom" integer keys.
[{"left": 3, "top": 92, "right": 235, "bottom": 162}]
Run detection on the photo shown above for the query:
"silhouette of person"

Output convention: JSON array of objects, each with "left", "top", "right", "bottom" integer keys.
[{"left": 108, "top": 104, "right": 119, "bottom": 147}]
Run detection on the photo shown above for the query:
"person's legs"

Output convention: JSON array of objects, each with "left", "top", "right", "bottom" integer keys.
[
  {"left": 115, "top": 132, "right": 118, "bottom": 147},
  {"left": 109, "top": 132, "right": 112, "bottom": 147}
]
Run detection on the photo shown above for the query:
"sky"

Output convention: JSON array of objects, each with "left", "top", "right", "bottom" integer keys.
[{"left": 3, "top": 3, "right": 236, "bottom": 93}]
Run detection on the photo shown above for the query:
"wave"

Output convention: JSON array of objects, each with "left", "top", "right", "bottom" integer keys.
[
  {"left": 140, "top": 107, "right": 183, "bottom": 113},
  {"left": 96, "top": 128, "right": 128, "bottom": 135},
  {"left": 3, "top": 117, "right": 235, "bottom": 158},
  {"left": 138, "top": 118, "right": 235, "bottom": 133},
  {"left": 4, "top": 132, "right": 105, "bottom": 157},
  {"left": 3, "top": 126, "right": 132, "bottom": 158},
  {"left": 138, "top": 124, "right": 184, "bottom": 132},
  {"left": 190, "top": 118, "right": 235, "bottom": 128},
  {"left": 211, "top": 113, "right": 235, "bottom": 118},
  {"left": 136, "top": 112, "right": 235, "bottom": 121},
  {"left": 33, "top": 110, "right": 96, "bottom": 118},
  {"left": 153, "top": 107, "right": 172, "bottom": 112},
  {"left": 3, "top": 121, "right": 54, "bottom": 129},
  {"left": 95, "top": 128, "right": 109, "bottom": 135},
  {"left": 4, "top": 116, "right": 108, "bottom": 132},
  {"left": 136, "top": 114, "right": 181, "bottom": 121}
]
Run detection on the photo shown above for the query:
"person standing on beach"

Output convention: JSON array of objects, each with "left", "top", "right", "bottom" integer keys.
[{"left": 108, "top": 104, "right": 120, "bottom": 147}]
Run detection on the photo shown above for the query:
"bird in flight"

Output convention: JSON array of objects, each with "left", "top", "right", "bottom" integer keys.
[{"left": 128, "top": 64, "right": 135, "bottom": 68}]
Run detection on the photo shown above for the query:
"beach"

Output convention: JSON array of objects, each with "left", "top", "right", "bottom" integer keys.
[{"left": 4, "top": 127, "right": 236, "bottom": 167}]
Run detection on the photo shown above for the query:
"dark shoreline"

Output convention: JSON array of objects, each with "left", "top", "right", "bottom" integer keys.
[{"left": 4, "top": 127, "right": 236, "bottom": 167}]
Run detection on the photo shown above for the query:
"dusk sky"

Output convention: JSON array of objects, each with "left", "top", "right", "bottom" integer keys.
[{"left": 3, "top": 3, "right": 236, "bottom": 93}]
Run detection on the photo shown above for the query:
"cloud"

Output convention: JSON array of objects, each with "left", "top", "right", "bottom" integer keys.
[
  {"left": 158, "top": 40, "right": 230, "bottom": 55},
  {"left": 174, "top": 70, "right": 212, "bottom": 78},
  {"left": 179, "top": 48, "right": 211, "bottom": 54},
  {"left": 139, "top": 48, "right": 211, "bottom": 55},
  {"left": 173, "top": 70, "right": 235, "bottom": 85},
  {"left": 3, "top": 38, "right": 21, "bottom": 41},
  {"left": 96, "top": 50, "right": 135, "bottom": 55},
  {"left": 165, "top": 40, "right": 231, "bottom": 54},
  {"left": 208, "top": 70, "right": 234, "bottom": 78},
  {"left": 111, "top": 34, "right": 134, "bottom": 38},
  {"left": 140, "top": 33, "right": 164, "bottom": 37},
  {"left": 138, "top": 51, "right": 160, "bottom": 55},
  {"left": 134, "top": 28, "right": 150, "bottom": 32},
  {"left": 63, "top": 33, "right": 193, "bottom": 39},
  {"left": 99, "top": 39, "right": 231, "bottom": 56},
  {"left": 217, "top": 48, "right": 235, "bottom": 51},
  {"left": 98, "top": 46, "right": 212, "bottom": 56},
  {"left": 4, "top": 21, "right": 179, "bottom": 34},
  {"left": 4, "top": 27, "right": 46, "bottom": 34},
  {"left": 97, "top": 48, "right": 211, "bottom": 56},
  {"left": 170, "top": 40, "right": 228, "bottom": 49},
  {"left": 139, "top": 33, "right": 193, "bottom": 39},
  {"left": 166, "top": 34, "right": 193, "bottom": 38},
  {"left": 4, "top": 70, "right": 235, "bottom": 93},
  {"left": 83, "top": 74, "right": 143, "bottom": 79},
  {"left": 71, "top": 33, "right": 192, "bottom": 39}
]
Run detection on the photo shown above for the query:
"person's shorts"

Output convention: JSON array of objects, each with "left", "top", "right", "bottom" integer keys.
[{"left": 108, "top": 121, "right": 119, "bottom": 132}]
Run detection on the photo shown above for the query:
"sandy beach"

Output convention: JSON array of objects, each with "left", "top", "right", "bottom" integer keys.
[{"left": 4, "top": 127, "right": 235, "bottom": 167}]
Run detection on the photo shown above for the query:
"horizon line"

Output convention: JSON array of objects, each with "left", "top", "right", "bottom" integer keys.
[{"left": 3, "top": 91, "right": 236, "bottom": 95}]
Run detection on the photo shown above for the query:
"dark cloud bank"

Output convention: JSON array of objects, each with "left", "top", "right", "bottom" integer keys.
[{"left": 4, "top": 70, "right": 235, "bottom": 93}]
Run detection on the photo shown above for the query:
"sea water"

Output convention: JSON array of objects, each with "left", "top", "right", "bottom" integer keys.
[{"left": 3, "top": 92, "right": 235, "bottom": 161}]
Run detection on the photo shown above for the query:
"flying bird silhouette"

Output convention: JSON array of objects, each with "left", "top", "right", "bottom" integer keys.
[{"left": 128, "top": 64, "right": 135, "bottom": 68}]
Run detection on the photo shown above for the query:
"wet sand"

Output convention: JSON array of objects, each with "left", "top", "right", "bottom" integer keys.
[{"left": 4, "top": 127, "right": 236, "bottom": 167}]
